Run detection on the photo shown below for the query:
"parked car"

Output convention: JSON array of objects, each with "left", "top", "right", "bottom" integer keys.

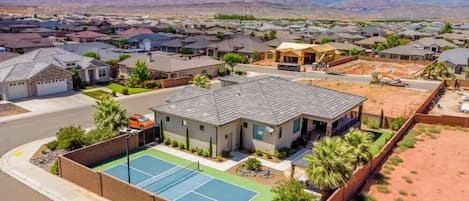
[{"left": 128, "top": 114, "right": 154, "bottom": 130}]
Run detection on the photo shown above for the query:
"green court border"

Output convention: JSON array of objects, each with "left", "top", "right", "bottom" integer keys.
[{"left": 92, "top": 148, "right": 274, "bottom": 201}]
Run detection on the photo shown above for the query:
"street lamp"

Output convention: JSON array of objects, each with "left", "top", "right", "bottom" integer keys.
[{"left": 125, "top": 127, "right": 135, "bottom": 184}]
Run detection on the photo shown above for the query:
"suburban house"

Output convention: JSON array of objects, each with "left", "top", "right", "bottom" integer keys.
[
  {"left": 0, "top": 47, "right": 110, "bottom": 100},
  {"left": 117, "top": 28, "right": 153, "bottom": 38},
  {"left": 397, "top": 30, "right": 429, "bottom": 40},
  {"left": 65, "top": 31, "right": 108, "bottom": 43},
  {"left": 411, "top": 38, "right": 458, "bottom": 53},
  {"left": 327, "top": 42, "right": 365, "bottom": 55},
  {"left": 0, "top": 52, "right": 73, "bottom": 101},
  {"left": 354, "top": 36, "right": 387, "bottom": 49},
  {"left": 161, "top": 35, "right": 219, "bottom": 54},
  {"left": 151, "top": 76, "right": 366, "bottom": 156},
  {"left": 438, "top": 48, "right": 469, "bottom": 76},
  {"left": 358, "top": 26, "right": 387, "bottom": 37},
  {"left": 19, "top": 27, "right": 60, "bottom": 38},
  {"left": 436, "top": 33, "right": 469, "bottom": 46},
  {"left": 206, "top": 35, "right": 272, "bottom": 59},
  {"left": 118, "top": 52, "right": 225, "bottom": 79},
  {"left": 0, "top": 33, "right": 54, "bottom": 54},
  {"left": 264, "top": 42, "right": 337, "bottom": 70},
  {"left": 126, "top": 33, "right": 181, "bottom": 51},
  {"left": 378, "top": 45, "right": 434, "bottom": 61}
]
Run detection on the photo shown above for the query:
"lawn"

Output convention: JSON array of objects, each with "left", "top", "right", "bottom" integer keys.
[
  {"left": 83, "top": 90, "right": 111, "bottom": 100},
  {"left": 370, "top": 131, "right": 393, "bottom": 155},
  {"left": 105, "top": 83, "right": 152, "bottom": 95},
  {"left": 93, "top": 148, "right": 274, "bottom": 201}
]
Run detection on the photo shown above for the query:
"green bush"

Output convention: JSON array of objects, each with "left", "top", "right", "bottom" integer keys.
[
  {"left": 189, "top": 147, "right": 197, "bottom": 153},
  {"left": 56, "top": 126, "right": 87, "bottom": 151},
  {"left": 122, "top": 88, "right": 129, "bottom": 95},
  {"left": 244, "top": 157, "right": 261, "bottom": 170},
  {"left": 46, "top": 140, "right": 58, "bottom": 151},
  {"left": 221, "top": 150, "right": 231, "bottom": 158},
  {"left": 111, "top": 90, "right": 117, "bottom": 97},
  {"left": 50, "top": 160, "right": 59, "bottom": 175},
  {"left": 428, "top": 126, "right": 441, "bottom": 134},
  {"left": 356, "top": 192, "right": 377, "bottom": 201},
  {"left": 163, "top": 138, "right": 171, "bottom": 145},
  {"left": 390, "top": 117, "right": 407, "bottom": 131},
  {"left": 143, "top": 80, "right": 161, "bottom": 89},
  {"left": 255, "top": 149, "right": 263, "bottom": 156},
  {"left": 234, "top": 69, "right": 247, "bottom": 75},
  {"left": 197, "top": 148, "right": 204, "bottom": 156},
  {"left": 389, "top": 155, "right": 403, "bottom": 166},
  {"left": 171, "top": 140, "right": 179, "bottom": 147},
  {"left": 217, "top": 67, "right": 229, "bottom": 76},
  {"left": 274, "top": 147, "right": 290, "bottom": 159},
  {"left": 366, "top": 118, "right": 381, "bottom": 129},
  {"left": 202, "top": 151, "right": 209, "bottom": 157},
  {"left": 266, "top": 153, "right": 272, "bottom": 159},
  {"left": 85, "top": 127, "right": 118, "bottom": 145},
  {"left": 178, "top": 143, "right": 185, "bottom": 150}
]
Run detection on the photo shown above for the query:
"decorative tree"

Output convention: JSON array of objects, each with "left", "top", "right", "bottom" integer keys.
[
  {"left": 186, "top": 127, "right": 190, "bottom": 150},
  {"left": 119, "top": 53, "right": 131, "bottom": 61},
  {"left": 208, "top": 136, "right": 213, "bottom": 157},
  {"left": 190, "top": 74, "right": 211, "bottom": 89},
  {"left": 127, "top": 60, "right": 150, "bottom": 87},
  {"left": 159, "top": 120, "right": 165, "bottom": 142},
  {"left": 440, "top": 22, "right": 453, "bottom": 34},
  {"left": 93, "top": 94, "right": 127, "bottom": 131},
  {"left": 343, "top": 129, "right": 373, "bottom": 168},
  {"left": 222, "top": 53, "right": 243, "bottom": 73},
  {"left": 70, "top": 67, "right": 82, "bottom": 90}
]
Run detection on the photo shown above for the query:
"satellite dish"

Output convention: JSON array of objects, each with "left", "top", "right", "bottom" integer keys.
[{"left": 266, "top": 126, "right": 274, "bottom": 133}]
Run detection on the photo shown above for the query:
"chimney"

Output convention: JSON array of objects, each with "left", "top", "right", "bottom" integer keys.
[{"left": 147, "top": 52, "right": 152, "bottom": 62}]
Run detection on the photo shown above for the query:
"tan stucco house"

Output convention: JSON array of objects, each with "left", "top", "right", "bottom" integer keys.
[{"left": 151, "top": 76, "right": 366, "bottom": 156}]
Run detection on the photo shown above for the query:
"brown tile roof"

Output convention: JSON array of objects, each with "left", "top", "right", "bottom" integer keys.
[
  {"left": 0, "top": 33, "right": 54, "bottom": 49},
  {"left": 118, "top": 28, "right": 153, "bottom": 37},
  {"left": 66, "top": 31, "right": 107, "bottom": 39}
]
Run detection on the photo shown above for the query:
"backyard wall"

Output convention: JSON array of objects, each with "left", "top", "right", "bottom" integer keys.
[
  {"left": 357, "top": 55, "right": 432, "bottom": 65},
  {"left": 58, "top": 132, "right": 169, "bottom": 201},
  {"left": 160, "top": 76, "right": 193, "bottom": 88},
  {"left": 328, "top": 56, "right": 358, "bottom": 67}
]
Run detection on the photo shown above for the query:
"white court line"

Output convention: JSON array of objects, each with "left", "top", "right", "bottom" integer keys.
[
  {"left": 135, "top": 165, "right": 181, "bottom": 187},
  {"left": 191, "top": 191, "right": 218, "bottom": 201},
  {"left": 121, "top": 164, "right": 153, "bottom": 177},
  {"left": 172, "top": 178, "right": 214, "bottom": 201}
]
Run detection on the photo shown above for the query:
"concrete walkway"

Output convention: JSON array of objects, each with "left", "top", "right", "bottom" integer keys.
[{"left": 0, "top": 137, "right": 106, "bottom": 201}]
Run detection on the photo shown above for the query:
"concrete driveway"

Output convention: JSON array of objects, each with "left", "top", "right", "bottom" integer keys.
[{"left": 11, "top": 91, "right": 95, "bottom": 114}]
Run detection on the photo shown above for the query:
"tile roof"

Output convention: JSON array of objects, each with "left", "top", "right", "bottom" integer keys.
[
  {"left": 327, "top": 42, "right": 365, "bottom": 51},
  {"left": 354, "top": 36, "right": 387, "bottom": 45},
  {"left": 0, "top": 33, "right": 54, "bottom": 49},
  {"left": 411, "top": 38, "right": 457, "bottom": 48},
  {"left": 379, "top": 45, "right": 433, "bottom": 56},
  {"left": 66, "top": 31, "right": 107, "bottom": 39},
  {"left": 438, "top": 48, "right": 469, "bottom": 66},
  {"left": 118, "top": 28, "right": 153, "bottom": 37},
  {"left": 151, "top": 76, "right": 366, "bottom": 126}
]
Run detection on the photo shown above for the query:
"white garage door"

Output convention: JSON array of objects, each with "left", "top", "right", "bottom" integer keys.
[
  {"left": 37, "top": 79, "right": 68, "bottom": 96},
  {"left": 8, "top": 82, "right": 28, "bottom": 100}
]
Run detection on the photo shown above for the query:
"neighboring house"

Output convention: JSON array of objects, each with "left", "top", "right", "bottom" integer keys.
[
  {"left": 438, "top": 48, "right": 469, "bottom": 75},
  {"left": 436, "top": 33, "right": 469, "bottom": 46},
  {"left": 0, "top": 53, "right": 73, "bottom": 101},
  {"left": 204, "top": 27, "right": 234, "bottom": 37},
  {"left": 160, "top": 39, "right": 184, "bottom": 53},
  {"left": 397, "top": 30, "right": 429, "bottom": 40},
  {"left": 19, "top": 27, "right": 60, "bottom": 38},
  {"left": 151, "top": 76, "right": 366, "bottom": 156},
  {"left": 411, "top": 38, "right": 457, "bottom": 53},
  {"left": 65, "top": 31, "right": 108, "bottom": 43},
  {"left": 117, "top": 28, "right": 153, "bottom": 38},
  {"left": 378, "top": 45, "right": 434, "bottom": 61},
  {"left": 118, "top": 52, "right": 225, "bottom": 79},
  {"left": 161, "top": 35, "right": 219, "bottom": 54},
  {"left": 354, "top": 36, "right": 387, "bottom": 49},
  {"left": 60, "top": 42, "right": 121, "bottom": 61},
  {"left": 206, "top": 35, "right": 272, "bottom": 59},
  {"left": 336, "top": 33, "right": 366, "bottom": 43},
  {"left": 0, "top": 33, "right": 54, "bottom": 54},
  {"left": 0, "top": 47, "right": 109, "bottom": 99},
  {"left": 264, "top": 42, "right": 337, "bottom": 69},
  {"left": 358, "top": 26, "right": 387, "bottom": 37},
  {"left": 327, "top": 42, "right": 365, "bottom": 55},
  {"left": 127, "top": 33, "right": 179, "bottom": 51}
]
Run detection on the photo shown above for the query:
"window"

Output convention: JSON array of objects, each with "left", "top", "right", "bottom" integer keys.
[
  {"left": 165, "top": 116, "right": 170, "bottom": 122},
  {"left": 243, "top": 122, "right": 248, "bottom": 128},
  {"left": 279, "top": 127, "right": 282, "bottom": 139},
  {"left": 293, "top": 118, "right": 300, "bottom": 133},
  {"left": 267, "top": 53, "right": 273, "bottom": 60},
  {"left": 253, "top": 124, "right": 264, "bottom": 140},
  {"left": 200, "top": 125, "right": 204, "bottom": 131},
  {"left": 98, "top": 68, "right": 106, "bottom": 78},
  {"left": 182, "top": 120, "right": 187, "bottom": 126}
]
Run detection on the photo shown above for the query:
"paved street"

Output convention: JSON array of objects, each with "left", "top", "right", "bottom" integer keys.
[
  {"left": 0, "top": 88, "right": 179, "bottom": 201},
  {"left": 0, "top": 66, "right": 439, "bottom": 201}
]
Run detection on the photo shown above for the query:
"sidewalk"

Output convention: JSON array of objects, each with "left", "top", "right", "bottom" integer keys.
[{"left": 0, "top": 137, "right": 107, "bottom": 201}]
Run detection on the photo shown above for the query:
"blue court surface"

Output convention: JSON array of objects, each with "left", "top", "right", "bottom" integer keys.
[{"left": 104, "top": 155, "right": 258, "bottom": 201}]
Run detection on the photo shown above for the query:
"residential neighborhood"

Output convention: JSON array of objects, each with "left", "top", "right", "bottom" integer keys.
[{"left": 0, "top": 1, "right": 469, "bottom": 201}]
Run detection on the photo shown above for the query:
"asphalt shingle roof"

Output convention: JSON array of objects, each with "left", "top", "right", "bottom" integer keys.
[
  {"left": 438, "top": 48, "right": 469, "bottom": 66},
  {"left": 151, "top": 76, "right": 366, "bottom": 126},
  {"left": 119, "top": 53, "right": 224, "bottom": 72}
]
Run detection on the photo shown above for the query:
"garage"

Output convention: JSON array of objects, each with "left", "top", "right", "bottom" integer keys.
[
  {"left": 7, "top": 82, "right": 28, "bottom": 100},
  {"left": 37, "top": 79, "right": 68, "bottom": 96}
]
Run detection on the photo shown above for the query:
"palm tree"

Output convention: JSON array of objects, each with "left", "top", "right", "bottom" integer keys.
[
  {"left": 343, "top": 129, "right": 373, "bottom": 168},
  {"left": 190, "top": 74, "right": 211, "bottom": 89},
  {"left": 305, "top": 137, "right": 355, "bottom": 201},
  {"left": 93, "top": 94, "right": 127, "bottom": 131}
]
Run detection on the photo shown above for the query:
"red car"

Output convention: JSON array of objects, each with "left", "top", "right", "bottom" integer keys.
[{"left": 128, "top": 114, "right": 154, "bottom": 130}]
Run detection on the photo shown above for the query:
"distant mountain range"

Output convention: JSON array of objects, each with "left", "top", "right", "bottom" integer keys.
[{"left": 1, "top": 0, "right": 469, "bottom": 19}]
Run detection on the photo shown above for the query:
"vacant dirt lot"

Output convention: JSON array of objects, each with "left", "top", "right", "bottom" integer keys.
[
  {"left": 301, "top": 79, "right": 430, "bottom": 118},
  {"left": 330, "top": 59, "right": 427, "bottom": 79},
  {"left": 0, "top": 103, "right": 29, "bottom": 117},
  {"left": 365, "top": 124, "right": 469, "bottom": 201}
]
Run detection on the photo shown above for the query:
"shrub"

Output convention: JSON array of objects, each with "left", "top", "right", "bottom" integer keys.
[
  {"left": 234, "top": 69, "right": 247, "bottom": 75},
  {"left": 85, "top": 127, "right": 118, "bottom": 145},
  {"left": 390, "top": 117, "right": 407, "bottom": 131},
  {"left": 189, "top": 147, "right": 197, "bottom": 153},
  {"left": 266, "top": 153, "right": 272, "bottom": 159},
  {"left": 178, "top": 143, "right": 185, "bottom": 150},
  {"left": 122, "top": 88, "right": 129, "bottom": 95},
  {"left": 163, "top": 138, "right": 171, "bottom": 145},
  {"left": 366, "top": 118, "right": 380, "bottom": 129},
  {"left": 202, "top": 151, "right": 209, "bottom": 157},
  {"left": 221, "top": 150, "right": 231, "bottom": 158},
  {"left": 56, "top": 126, "right": 87, "bottom": 151},
  {"left": 255, "top": 149, "right": 263, "bottom": 156},
  {"left": 402, "top": 176, "right": 413, "bottom": 183},
  {"left": 399, "top": 190, "right": 408, "bottom": 196},
  {"left": 46, "top": 140, "right": 58, "bottom": 151},
  {"left": 111, "top": 90, "right": 117, "bottom": 97},
  {"left": 171, "top": 140, "right": 179, "bottom": 147},
  {"left": 274, "top": 147, "right": 290, "bottom": 159},
  {"left": 389, "top": 155, "right": 403, "bottom": 166},
  {"left": 50, "top": 160, "right": 59, "bottom": 175},
  {"left": 398, "top": 131, "right": 418, "bottom": 150},
  {"left": 144, "top": 80, "right": 161, "bottom": 89},
  {"left": 216, "top": 156, "right": 223, "bottom": 162},
  {"left": 244, "top": 157, "right": 261, "bottom": 170},
  {"left": 197, "top": 148, "right": 204, "bottom": 156},
  {"left": 356, "top": 192, "right": 377, "bottom": 201},
  {"left": 428, "top": 125, "right": 441, "bottom": 134},
  {"left": 376, "top": 184, "right": 391, "bottom": 193}
]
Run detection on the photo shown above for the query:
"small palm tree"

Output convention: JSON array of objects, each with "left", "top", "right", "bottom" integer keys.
[
  {"left": 464, "top": 67, "right": 469, "bottom": 80},
  {"left": 305, "top": 137, "right": 355, "bottom": 201},
  {"left": 190, "top": 74, "right": 211, "bottom": 89},
  {"left": 271, "top": 178, "right": 316, "bottom": 201},
  {"left": 343, "top": 129, "right": 373, "bottom": 168},
  {"left": 93, "top": 94, "right": 127, "bottom": 131}
]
